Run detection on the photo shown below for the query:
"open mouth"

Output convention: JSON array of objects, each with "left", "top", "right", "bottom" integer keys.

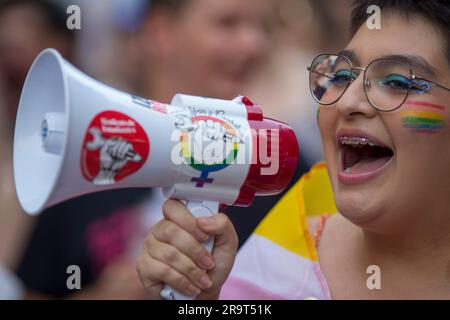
[{"left": 338, "top": 135, "right": 394, "bottom": 184}]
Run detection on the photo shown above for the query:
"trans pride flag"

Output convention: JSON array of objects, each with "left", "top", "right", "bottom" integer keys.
[{"left": 221, "top": 162, "right": 337, "bottom": 300}]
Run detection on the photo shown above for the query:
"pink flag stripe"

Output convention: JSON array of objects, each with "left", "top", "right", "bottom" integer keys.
[
  {"left": 220, "top": 276, "right": 286, "bottom": 300},
  {"left": 405, "top": 100, "right": 446, "bottom": 111}
]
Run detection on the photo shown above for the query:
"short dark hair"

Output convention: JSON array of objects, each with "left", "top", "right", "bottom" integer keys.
[{"left": 350, "top": 0, "right": 450, "bottom": 62}]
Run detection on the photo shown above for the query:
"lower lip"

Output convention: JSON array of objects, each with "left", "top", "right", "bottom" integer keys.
[{"left": 337, "top": 149, "right": 394, "bottom": 185}]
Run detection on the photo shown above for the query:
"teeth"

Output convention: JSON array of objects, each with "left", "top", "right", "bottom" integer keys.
[
  {"left": 339, "top": 136, "right": 380, "bottom": 147},
  {"left": 344, "top": 167, "right": 351, "bottom": 173}
]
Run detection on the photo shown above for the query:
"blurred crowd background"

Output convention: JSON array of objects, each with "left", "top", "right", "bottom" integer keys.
[{"left": 0, "top": 0, "right": 351, "bottom": 299}]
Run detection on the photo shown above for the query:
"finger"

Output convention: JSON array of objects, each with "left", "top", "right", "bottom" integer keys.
[
  {"left": 137, "top": 254, "right": 201, "bottom": 298},
  {"left": 136, "top": 255, "right": 163, "bottom": 299},
  {"left": 119, "top": 142, "right": 131, "bottom": 159},
  {"left": 197, "top": 213, "right": 238, "bottom": 249},
  {"left": 122, "top": 144, "right": 132, "bottom": 159},
  {"left": 117, "top": 141, "right": 126, "bottom": 159},
  {"left": 196, "top": 214, "right": 238, "bottom": 297},
  {"left": 117, "top": 140, "right": 127, "bottom": 158},
  {"left": 147, "top": 235, "right": 212, "bottom": 290},
  {"left": 110, "top": 141, "right": 120, "bottom": 158},
  {"left": 152, "top": 220, "right": 215, "bottom": 270},
  {"left": 162, "top": 200, "right": 209, "bottom": 242}
]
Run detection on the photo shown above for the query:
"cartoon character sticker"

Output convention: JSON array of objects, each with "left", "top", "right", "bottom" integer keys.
[
  {"left": 81, "top": 111, "right": 150, "bottom": 185},
  {"left": 178, "top": 115, "right": 243, "bottom": 188}
]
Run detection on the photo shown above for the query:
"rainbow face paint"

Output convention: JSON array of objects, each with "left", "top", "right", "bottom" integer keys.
[{"left": 401, "top": 100, "right": 446, "bottom": 133}]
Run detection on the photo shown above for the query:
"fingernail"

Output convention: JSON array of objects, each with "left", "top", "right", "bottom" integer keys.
[
  {"left": 199, "top": 276, "right": 212, "bottom": 289},
  {"left": 201, "top": 256, "right": 215, "bottom": 269},
  {"left": 187, "top": 285, "right": 200, "bottom": 296}
]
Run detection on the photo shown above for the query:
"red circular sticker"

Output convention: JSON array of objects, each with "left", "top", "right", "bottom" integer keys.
[{"left": 81, "top": 111, "right": 150, "bottom": 185}]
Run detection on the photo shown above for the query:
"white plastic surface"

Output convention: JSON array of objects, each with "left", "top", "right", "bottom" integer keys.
[{"left": 14, "top": 49, "right": 252, "bottom": 217}]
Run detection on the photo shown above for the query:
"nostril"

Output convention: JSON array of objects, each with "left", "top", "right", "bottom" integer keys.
[{"left": 349, "top": 111, "right": 367, "bottom": 117}]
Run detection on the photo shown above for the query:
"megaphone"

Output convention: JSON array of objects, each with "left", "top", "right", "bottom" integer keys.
[{"left": 13, "top": 48, "right": 299, "bottom": 299}]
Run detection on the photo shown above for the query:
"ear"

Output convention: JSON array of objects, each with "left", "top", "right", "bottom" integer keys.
[{"left": 139, "top": 8, "right": 178, "bottom": 60}]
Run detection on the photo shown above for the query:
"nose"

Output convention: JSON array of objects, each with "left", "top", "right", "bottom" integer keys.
[
  {"left": 236, "top": 24, "right": 270, "bottom": 61},
  {"left": 335, "top": 71, "right": 378, "bottom": 120}
]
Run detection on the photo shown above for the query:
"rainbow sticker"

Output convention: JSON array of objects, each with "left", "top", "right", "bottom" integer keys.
[
  {"left": 180, "top": 115, "right": 240, "bottom": 187},
  {"left": 401, "top": 100, "right": 446, "bottom": 133}
]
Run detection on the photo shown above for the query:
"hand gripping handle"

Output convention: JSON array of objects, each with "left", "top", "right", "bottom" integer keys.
[{"left": 160, "top": 200, "right": 219, "bottom": 300}]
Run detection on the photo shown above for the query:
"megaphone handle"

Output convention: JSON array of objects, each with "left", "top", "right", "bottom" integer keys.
[{"left": 160, "top": 200, "right": 219, "bottom": 300}]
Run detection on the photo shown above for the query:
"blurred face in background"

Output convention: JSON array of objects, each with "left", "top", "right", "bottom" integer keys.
[
  {"left": 142, "top": 0, "right": 275, "bottom": 99},
  {"left": 0, "top": 2, "right": 70, "bottom": 118},
  {"left": 0, "top": 4, "right": 45, "bottom": 87}
]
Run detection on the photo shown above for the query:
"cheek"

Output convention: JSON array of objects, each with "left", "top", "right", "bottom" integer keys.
[
  {"left": 395, "top": 99, "right": 449, "bottom": 174},
  {"left": 176, "top": 37, "right": 218, "bottom": 73},
  {"left": 317, "top": 105, "right": 337, "bottom": 142},
  {"left": 317, "top": 105, "right": 338, "bottom": 168},
  {"left": 391, "top": 101, "right": 450, "bottom": 190},
  {"left": 190, "top": 38, "right": 231, "bottom": 72},
  {"left": 400, "top": 99, "right": 447, "bottom": 134}
]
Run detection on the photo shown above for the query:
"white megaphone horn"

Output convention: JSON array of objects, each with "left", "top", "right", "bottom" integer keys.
[{"left": 14, "top": 48, "right": 299, "bottom": 299}]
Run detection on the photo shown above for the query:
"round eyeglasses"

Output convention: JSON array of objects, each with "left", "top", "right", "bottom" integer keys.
[{"left": 307, "top": 54, "right": 450, "bottom": 112}]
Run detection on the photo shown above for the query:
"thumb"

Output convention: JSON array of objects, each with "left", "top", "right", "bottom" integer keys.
[{"left": 196, "top": 214, "right": 238, "bottom": 299}]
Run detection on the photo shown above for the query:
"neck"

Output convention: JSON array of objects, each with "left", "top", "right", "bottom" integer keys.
[
  {"left": 358, "top": 207, "right": 450, "bottom": 295},
  {"left": 363, "top": 225, "right": 450, "bottom": 263},
  {"left": 363, "top": 200, "right": 450, "bottom": 253}
]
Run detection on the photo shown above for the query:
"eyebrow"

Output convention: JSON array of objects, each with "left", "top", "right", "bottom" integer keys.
[
  {"left": 337, "top": 49, "right": 360, "bottom": 65},
  {"left": 337, "top": 49, "right": 438, "bottom": 78},
  {"left": 382, "top": 54, "right": 437, "bottom": 77}
]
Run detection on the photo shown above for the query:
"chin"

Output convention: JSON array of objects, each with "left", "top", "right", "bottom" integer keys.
[
  {"left": 334, "top": 187, "right": 385, "bottom": 228},
  {"left": 328, "top": 158, "right": 396, "bottom": 229}
]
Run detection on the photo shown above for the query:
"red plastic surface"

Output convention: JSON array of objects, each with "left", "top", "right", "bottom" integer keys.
[{"left": 233, "top": 97, "right": 299, "bottom": 206}]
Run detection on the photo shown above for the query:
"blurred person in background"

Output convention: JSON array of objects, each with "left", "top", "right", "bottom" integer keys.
[
  {"left": 133, "top": 0, "right": 275, "bottom": 101},
  {"left": 223, "top": 0, "right": 351, "bottom": 244},
  {"left": 0, "top": 0, "right": 75, "bottom": 299},
  {"left": 244, "top": 0, "right": 351, "bottom": 166},
  {"left": 0, "top": 0, "right": 150, "bottom": 300},
  {"left": 129, "top": 0, "right": 294, "bottom": 248},
  {"left": 9, "top": 0, "right": 280, "bottom": 299}
]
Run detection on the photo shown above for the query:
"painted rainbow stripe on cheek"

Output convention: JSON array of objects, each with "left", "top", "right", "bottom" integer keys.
[{"left": 401, "top": 100, "right": 447, "bottom": 133}]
